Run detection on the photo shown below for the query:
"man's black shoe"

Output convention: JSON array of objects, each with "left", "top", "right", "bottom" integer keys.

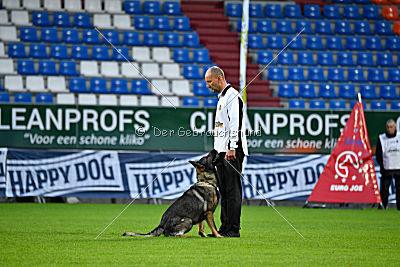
[
  {"left": 207, "top": 232, "right": 223, "bottom": 237},
  {"left": 221, "top": 231, "right": 240, "bottom": 238}
]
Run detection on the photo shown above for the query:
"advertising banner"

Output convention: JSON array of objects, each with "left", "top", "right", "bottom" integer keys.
[{"left": 0, "top": 148, "right": 7, "bottom": 197}]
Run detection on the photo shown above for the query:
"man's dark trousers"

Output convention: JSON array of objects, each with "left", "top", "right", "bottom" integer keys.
[
  {"left": 216, "top": 146, "right": 245, "bottom": 233},
  {"left": 380, "top": 172, "right": 400, "bottom": 210}
]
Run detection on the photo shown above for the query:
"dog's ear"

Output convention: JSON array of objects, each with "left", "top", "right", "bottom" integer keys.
[
  {"left": 189, "top": 160, "right": 205, "bottom": 171},
  {"left": 208, "top": 149, "right": 218, "bottom": 162}
]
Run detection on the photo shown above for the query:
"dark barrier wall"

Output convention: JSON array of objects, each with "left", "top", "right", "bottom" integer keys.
[{"left": 0, "top": 104, "right": 398, "bottom": 153}]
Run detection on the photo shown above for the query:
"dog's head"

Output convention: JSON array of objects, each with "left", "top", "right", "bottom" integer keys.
[{"left": 189, "top": 149, "right": 218, "bottom": 186}]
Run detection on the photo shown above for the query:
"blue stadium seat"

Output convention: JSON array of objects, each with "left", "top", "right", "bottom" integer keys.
[
  {"left": 41, "top": 28, "right": 59, "bottom": 43},
  {"left": 173, "top": 48, "right": 191, "bottom": 63},
  {"left": 345, "top": 36, "right": 363, "bottom": 50},
  {"left": 174, "top": 17, "right": 191, "bottom": 31},
  {"left": 20, "top": 27, "right": 38, "bottom": 42},
  {"left": 144, "top": 1, "right": 162, "bottom": 15},
  {"left": 257, "top": 19, "right": 273, "bottom": 33},
  {"left": 90, "top": 78, "right": 109, "bottom": 94},
  {"left": 277, "top": 51, "right": 294, "bottom": 65},
  {"left": 328, "top": 68, "right": 345, "bottom": 82},
  {"left": 323, "top": 5, "right": 341, "bottom": 19},
  {"left": 202, "top": 65, "right": 215, "bottom": 77},
  {"left": 285, "top": 5, "right": 302, "bottom": 18},
  {"left": 92, "top": 46, "right": 110, "bottom": 61},
  {"left": 319, "top": 84, "right": 336, "bottom": 98},
  {"left": 30, "top": 44, "right": 48, "bottom": 59},
  {"left": 268, "top": 67, "right": 285, "bottom": 81},
  {"left": 309, "top": 100, "right": 326, "bottom": 109},
  {"left": 112, "top": 47, "right": 131, "bottom": 61},
  {"left": 193, "top": 81, "right": 211, "bottom": 96},
  {"left": 317, "top": 52, "right": 334, "bottom": 66},
  {"left": 123, "top": 31, "right": 141, "bottom": 46},
  {"left": 71, "top": 45, "right": 89, "bottom": 60},
  {"left": 368, "top": 68, "right": 385, "bottom": 83},
  {"left": 357, "top": 52, "right": 374, "bottom": 66},
  {"left": 248, "top": 34, "right": 264, "bottom": 49},
  {"left": 32, "top": 11, "right": 51, "bottom": 26},
  {"left": 315, "top": 20, "right": 333, "bottom": 35},
  {"left": 278, "top": 83, "right": 296, "bottom": 98},
  {"left": 375, "top": 21, "right": 392, "bottom": 35},
  {"left": 377, "top": 52, "right": 394, "bottom": 67},
  {"left": 289, "top": 99, "right": 305, "bottom": 109},
  {"left": 182, "top": 32, "right": 200, "bottom": 47},
  {"left": 111, "top": 79, "right": 129, "bottom": 94},
  {"left": 354, "top": 0, "right": 372, "bottom": 4},
  {"left": 304, "top": 5, "right": 322, "bottom": 18},
  {"left": 193, "top": 49, "right": 211, "bottom": 63},
  {"left": 103, "top": 30, "right": 120, "bottom": 45},
  {"left": 388, "top": 69, "right": 400, "bottom": 83},
  {"left": 132, "top": 80, "right": 151, "bottom": 94},
  {"left": 53, "top": 13, "right": 71, "bottom": 27},
  {"left": 363, "top": 5, "right": 381, "bottom": 20},
  {"left": 379, "top": 84, "right": 397, "bottom": 99},
  {"left": 297, "top": 51, "right": 315, "bottom": 66},
  {"left": 295, "top": 20, "right": 313, "bottom": 34},
  {"left": 267, "top": 35, "right": 284, "bottom": 49},
  {"left": 337, "top": 52, "right": 355, "bottom": 66},
  {"left": 0, "top": 93, "right": 10, "bottom": 103},
  {"left": 326, "top": 36, "right": 344, "bottom": 50},
  {"left": 59, "top": 61, "right": 78, "bottom": 76},
  {"left": 329, "top": 99, "right": 346, "bottom": 109},
  {"left": 365, "top": 36, "right": 383, "bottom": 51},
  {"left": 287, "top": 35, "right": 304, "bottom": 50},
  {"left": 257, "top": 51, "right": 274, "bottom": 65},
  {"left": 183, "top": 65, "right": 201, "bottom": 79},
  {"left": 348, "top": 68, "right": 366, "bottom": 82},
  {"left": 350, "top": 100, "right": 367, "bottom": 110},
  {"left": 15, "top": 93, "right": 32, "bottom": 103},
  {"left": 298, "top": 83, "right": 316, "bottom": 98},
  {"left": 276, "top": 20, "right": 293, "bottom": 34},
  {"left": 18, "top": 60, "right": 36, "bottom": 74},
  {"left": 226, "top": 3, "right": 242, "bottom": 17},
  {"left": 164, "top": 1, "right": 181, "bottom": 15},
  {"left": 73, "top": 13, "right": 92, "bottom": 28},
  {"left": 69, "top": 77, "right": 89, "bottom": 93},
  {"left": 354, "top": 21, "right": 372, "bottom": 35},
  {"left": 50, "top": 44, "right": 69, "bottom": 59},
  {"left": 308, "top": 67, "right": 326, "bottom": 82},
  {"left": 306, "top": 36, "right": 323, "bottom": 50},
  {"left": 288, "top": 67, "right": 305, "bottom": 81},
  {"left": 39, "top": 60, "right": 57, "bottom": 75},
  {"left": 343, "top": 5, "right": 361, "bottom": 19},
  {"left": 386, "top": 37, "right": 400, "bottom": 51},
  {"left": 359, "top": 84, "right": 376, "bottom": 99},
  {"left": 237, "top": 19, "right": 255, "bottom": 33},
  {"left": 36, "top": 93, "right": 53, "bottom": 104},
  {"left": 124, "top": 1, "right": 142, "bottom": 14},
  {"left": 204, "top": 98, "right": 218, "bottom": 107},
  {"left": 154, "top": 16, "right": 172, "bottom": 31},
  {"left": 182, "top": 97, "right": 199, "bottom": 107},
  {"left": 135, "top": 16, "right": 152, "bottom": 30},
  {"left": 265, "top": 4, "right": 283, "bottom": 18},
  {"left": 370, "top": 100, "right": 387, "bottom": 110},
  {"left": 82, "top": 29, "right": 101, "bottom": 44},
  {"left": 163, "top": 32, "right": 181, "bottom": 47},
  {"left": 143, "top": 32, "right": 161, "bottom": 46},
  {"left": 391, "top": 101, "right": 400, "bottom": 110},
  {"left": 62, "top": 29, "right": 80, "bottom": 43},
  {"left": 335, "top": 21, "right": 352, "bottom": 35},
  {"left": 8, "top": 43, "right": 27, "bottom": 58},
  {"left": 249, "top": 3, "right": 263, "bottom": 18}
]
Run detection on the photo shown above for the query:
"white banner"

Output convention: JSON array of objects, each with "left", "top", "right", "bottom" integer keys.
[{"left": 239, "top": 0, "right": 249, "bottom": 101}]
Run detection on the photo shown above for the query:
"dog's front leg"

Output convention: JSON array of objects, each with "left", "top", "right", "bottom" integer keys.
[
  {"left": 205, "top": 211, "right": 223, "bottom": 238},
  {"left": 198, "top": 221, "right": 206, "bottom": 237}
]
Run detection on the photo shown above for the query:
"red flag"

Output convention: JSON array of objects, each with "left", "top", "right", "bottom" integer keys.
[{"left": 307, "top": 100, "right": 381, "bottom": 203}]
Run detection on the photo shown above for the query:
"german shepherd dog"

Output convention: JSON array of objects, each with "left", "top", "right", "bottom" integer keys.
[{"left": 123, "top": 150, "right": 223, "bottom": 238}]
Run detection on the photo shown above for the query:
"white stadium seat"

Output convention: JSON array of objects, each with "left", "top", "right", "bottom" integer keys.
[
  {"left": 162, "top": 63, "right": 181, "bottom": 78},
  {"left": 0, "top": 59, "right": 15, "bottom": 74},
  {"left": 44, "top": 0, "right": 62, "bottom": 11},
  {"left": 0, "top": 43, "right": 5, "bottom": 57},
  {"left": 142, "top": 63, "right": 161, "bottom": 78},
  {"left": 105, "top": 0, "right": 123, "bottom": 13},
  {"left": 3, "top": 0, "right": 21, "bottom": 9},
  {"left": 120, "top": 95, "right": 138, "bottom": 106},
  {"left": 0, "top": 26, "right": 18, "bottom": 41},
  {"left": 101, "top": 62, "right": 120, "bottom": 77},
  {"left": 5, "top": 75, "right": 24, "bottom": 91},
  {"left": 140, "top": 95, "right": 159, "bottom": 106},
  {"left": 80, "top": 61, "right": 100, "bottom": 77},
  {"left": 0, "top": 10, "right": 10, "bottom": 25},
  {"left": 26, "top": 76, "right": 47, "bottom": 92},
  {"left": 99, "top": 94, "right": 117, "bottom": 106},
  {"left": 11, "top": 11, "right": 31, "bottom": 26},
  {"left": 132, "top": 47, "right": 151, "bottom": 62},
  {"left": 65, "top": 0, "right": 83, "bottom": 12},
  {"left": 47, "top": 77, "right": 67, "bottom": 92},
  {"left": 113, "top": 15, "right": 131, "bottom": 29},
  {"left": 78, "top": 94, "right": 97, "bottom": 105},
  {"left": 161, "top": 96, "right": 180, "bottom": 107},
  {"left": 85, "top": 0, "right": 103, "bottom": 12},
  {"left": 153, "top": 47, "right": 172, "bottom": 62},
  {"left": 94, "top": 14, "right": 112, "bottom": 29},
  {"left": 57, "top": 93, "right": 75, "bottom": 104},
  {"left": 150, "top": 79, "right": 172, "bottom": 95},
  {"left": 171, "top": 80, "right": 192, "bottom": 96},
  {"left": 23, "top": 0, "right": 41, "bottom": 10},
  {"left": 121, "top": 62, "right": 141, "bottom": 78}
]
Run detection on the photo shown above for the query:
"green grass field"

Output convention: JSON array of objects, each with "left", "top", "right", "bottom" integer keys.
[{"left": 0, "top": 203, "right": 399, "bottom": 266}]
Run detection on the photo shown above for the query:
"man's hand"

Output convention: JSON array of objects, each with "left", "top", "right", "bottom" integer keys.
[{"left": 225, "top": 150, "right": 236, "bottom": 161}]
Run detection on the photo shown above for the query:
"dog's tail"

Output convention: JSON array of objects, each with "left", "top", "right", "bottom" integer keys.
[{"left": 123, "top": 225, "right": 164, "bottom": 237}]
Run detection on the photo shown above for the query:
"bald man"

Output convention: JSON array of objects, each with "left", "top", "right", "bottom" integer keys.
[
  {"left": 376, "top": 119, "right": 400, "bottom": 210},
  {"left": 205, "top": 66, "right": 248, "bottom": 237}
]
